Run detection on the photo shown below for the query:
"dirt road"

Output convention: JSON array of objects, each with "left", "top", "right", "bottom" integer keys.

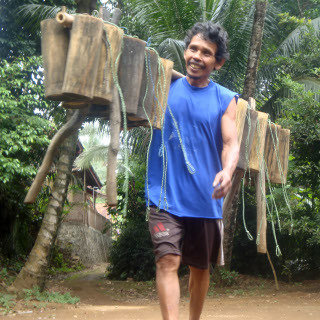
[{"left": 2, "top": 265, "right": 320, "bottom": 319}]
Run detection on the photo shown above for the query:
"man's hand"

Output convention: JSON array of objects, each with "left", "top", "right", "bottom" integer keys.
[{"left": 212, "top": 169, "right": 232, "bottom": 199}]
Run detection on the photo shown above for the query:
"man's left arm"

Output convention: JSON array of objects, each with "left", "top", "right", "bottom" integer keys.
[{"left": 212, "top": 97, "right": 240, "bottom": 199}]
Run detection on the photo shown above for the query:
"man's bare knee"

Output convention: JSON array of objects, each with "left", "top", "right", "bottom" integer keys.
[{"left": 156, "top": 254, "right": 181, "bottom": 273}]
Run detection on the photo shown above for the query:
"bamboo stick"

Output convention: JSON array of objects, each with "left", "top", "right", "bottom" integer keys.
[
  {"left": 24, "top": 107, "right": 90, "bottom": 204},
  {"left": 56, "top": 11, "right": 74, "bottom": 28}
]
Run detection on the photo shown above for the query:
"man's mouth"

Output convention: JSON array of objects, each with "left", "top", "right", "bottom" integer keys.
[{"left": 189, "top": 62, "right": 204, "bottom": 70}]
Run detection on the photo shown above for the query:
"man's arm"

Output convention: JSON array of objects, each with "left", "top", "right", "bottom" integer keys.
[{"left": 212, "top": 97, "right": 240, "bottom": 199}]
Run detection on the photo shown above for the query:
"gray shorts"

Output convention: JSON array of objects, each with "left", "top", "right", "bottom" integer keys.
[{"left": 148, "top": 207, "right": 222, "bottom": 269}]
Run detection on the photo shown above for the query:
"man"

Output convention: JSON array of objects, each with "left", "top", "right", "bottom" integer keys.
[{"left": 146, "top": 21, "right": 240, "bottom": 320}]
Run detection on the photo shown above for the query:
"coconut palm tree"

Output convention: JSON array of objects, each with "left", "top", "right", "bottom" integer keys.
[{"left": 11, "top": 0, "right": 99, "bottom": 291}]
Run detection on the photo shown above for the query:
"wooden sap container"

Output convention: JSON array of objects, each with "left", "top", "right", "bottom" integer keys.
[
  {"left": 93, "top": 23, "right": 123, "bottom": 105},
  {"left": 62, "top": 15, "right": 103, "bottom": 102},
  {"left": 248, "top": 111, "right": 269, "bottom": 172},
  {"left": 41, "top": 19, "right": 69, "bottom": 101},
  {"left": 235, "top": 99, "right": 258, "bottom": 170},
  {"left": 264, "top": 124, "right": 290, "bottom": 184},
  {"left": 128, "top": 49, "right": 159, "bottom": 122},
  {"left": 118, "top": 36, "right": 146, "bottom": 115},
  {"left": 151, "top": 58, "right": 174, "bottom": 129}
]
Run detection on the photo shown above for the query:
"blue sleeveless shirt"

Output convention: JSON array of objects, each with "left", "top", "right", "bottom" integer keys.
[{"left": 146, "top": 77, "right": 238, "bottom": 219}]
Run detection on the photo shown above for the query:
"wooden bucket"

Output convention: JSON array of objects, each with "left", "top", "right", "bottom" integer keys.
[
  {"left": 118, "top": 36, "right": 146, "bottom": 115},
  {"left": 62, "top": 15, "right": 103, "bottom": 102},
  {"left": 128, "top": 49, "right": 159, "bottom": 122},
  {"left": 264, "top": 124, "right": 290, "bottom": 184},
  {"left": 236, "top": 104, "right": 258, "bottom": 171},
  {"left": 93, "top": 23, "right": 123, "bottom": 105},
  {"left": 248, "top": 111, "right": 269, "bottom": 172},
  {"left": 41, "top": 19, "right": 69, "bottom": 101},
  {"left": 236, "top": 99, "right": 248, "bottom": 144},
  {"left": 151, "top": 58, "right": 174, "bottom": 129}
]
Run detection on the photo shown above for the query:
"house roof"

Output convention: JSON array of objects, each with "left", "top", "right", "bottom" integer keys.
[{"left": 72, "top": 140, "right": 103, "bottom": 190}]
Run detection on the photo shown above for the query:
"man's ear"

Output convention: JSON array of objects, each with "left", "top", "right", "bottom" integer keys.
[{"left": 214, "top": 58, "right": 226, "bottom": 70}]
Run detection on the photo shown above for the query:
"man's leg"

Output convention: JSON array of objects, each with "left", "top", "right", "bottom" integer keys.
[
  {"left": 156, "top": 254, "right": 181, "bottom": 320},
  {"left": 188, "top": 266, "right": 210, "bottom": 320}
]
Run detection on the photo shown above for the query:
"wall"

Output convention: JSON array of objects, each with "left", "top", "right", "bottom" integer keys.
[{"left": 57, "top": 190, "right": 111, "bottom": 265}]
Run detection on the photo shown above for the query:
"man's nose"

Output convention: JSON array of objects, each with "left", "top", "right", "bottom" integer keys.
[{"left": 192, "top": 50, "right": 201, "bottom": 60}]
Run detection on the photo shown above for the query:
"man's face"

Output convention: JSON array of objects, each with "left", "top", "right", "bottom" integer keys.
[{"left": 184, "top": 34, "right": 225, "bottom": 87}]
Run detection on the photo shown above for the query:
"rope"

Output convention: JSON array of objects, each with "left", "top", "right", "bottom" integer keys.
[{"left": 241, "top": 104, "right": 254, "bottom": 241}]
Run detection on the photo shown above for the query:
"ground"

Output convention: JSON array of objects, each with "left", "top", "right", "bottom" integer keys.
[{"left": 1, "top": 264, "right": 320, "bottom": 319}]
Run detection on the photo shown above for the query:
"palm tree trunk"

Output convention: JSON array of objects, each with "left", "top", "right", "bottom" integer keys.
[
  {"left": 10, "top": 0, "right": 97, "bottom": 292},
  {"left": 76, "top": 0, "right": 97, "bottom": 13},
  {"left": 242, "top": 0, "right": 268, "bottom": 100},
  {"left": 220, "top": 0, "right": 268, "bottom": 270},
  {"left": 11, "top": 128, "right": 78, "bottom": 291}
]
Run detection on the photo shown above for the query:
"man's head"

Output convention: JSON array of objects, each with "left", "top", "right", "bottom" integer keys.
[
  {"left": 183, "top": 22, "right": 229, "bottom": 87},
  {"left": 184, "top": 22, "right": 229, "bottom": 63}
]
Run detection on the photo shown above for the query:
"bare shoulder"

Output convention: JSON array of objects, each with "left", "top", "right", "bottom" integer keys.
[{"left": 223, "top": 97, "right": 237, "bottom": 119}]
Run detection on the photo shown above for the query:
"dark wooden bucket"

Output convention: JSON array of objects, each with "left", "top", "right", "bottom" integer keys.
[
  {"left": 151, "top": 58, "right": 173, "bottom": 129},
  {"left": 128, "top": 49, "right": 159, "bottom": 122},
  {"left": 41, "top": 19, "right": 69, "bottom": 101},
  {"left": 248, "top": 111, "right": 269, "bottom": 172},
  {"left": 93, "top": 23, "right": 123, "bottom": 105},
  {"left": 264, "top": 125, "right": 290, "bottom": 184},
  {"left": 118, "top": 36, "right": 146, "bottom": 115},
  {"left": 62, "top": 15, "right": 103, "bottom": 102}
]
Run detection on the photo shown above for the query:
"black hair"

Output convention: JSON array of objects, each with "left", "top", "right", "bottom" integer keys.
[{"left": 184, "top": 22, "right": 230, "bottom": 62}]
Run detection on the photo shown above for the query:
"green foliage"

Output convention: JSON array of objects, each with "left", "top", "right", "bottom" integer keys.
[
  {"left": 0, "top": 293, "right": 16, "bottom": 314},
  {"left": 23, "top": 286, "right": 80, "bottom": 304},
  {"left": 107, "top": 157, "right": 155, "bottom": 281},
  {"left": 0, "top": 55, "right": 62, "bottom": 257},
  {"left": 215, "top": 268, "right": 240, "bottom": 287},
  {"left": 107, "top": 219, "right": 155, "bottom": 281},
  {"left": 277, "top": 77, "right": 320, "bottom": 207},
  {"left": 48, "top": 245, "right": 84, "bottom": 275}
]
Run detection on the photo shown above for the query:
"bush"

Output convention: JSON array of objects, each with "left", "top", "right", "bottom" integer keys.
[
  {"left": 107, "top": 219, "right": 155, "bottom": 281},
  {"left": 48, "top": 245, "right": 84, "bottom": 275},
  {"left": 107, "top": 158, "right": 156, "bottom": 281}
]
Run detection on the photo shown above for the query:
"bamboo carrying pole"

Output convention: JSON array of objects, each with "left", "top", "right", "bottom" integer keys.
[
  {"left": 55, "top": 11, "right": 74, "bottom": 28},
  {"left": 106, "top": 87, "right": 121, "bottom": 207},
  {"left": 249, "top": 99, "right": 268, "bottom": 254}
]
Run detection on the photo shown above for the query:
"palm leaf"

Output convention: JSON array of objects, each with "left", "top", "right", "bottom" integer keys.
[
  {"left": 74, "top": 145, "right": 109, "bottom": 169},
  {"left": 262, "top": 77, "right": 320, "bottom": 120},
  {"left": 157, "top": 38, "right": 186, "bottom": 73},
  {"left": 15, "top": 4, "right": 63, "bottom": 34},
  {"left": 275, "top": 17, "right": 320, "bottom": 56}
]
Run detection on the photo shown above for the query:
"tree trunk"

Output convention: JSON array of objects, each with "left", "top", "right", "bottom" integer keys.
[
  {"left": 242, "top": 0, "right": 268, "bottom": 100},
  {"left": 10, "top": 1, "right": 95, "bottom": 292},
  {"left": 11, "top": 127, "right": 78, "bottom": 291},
  {"left": 76, "top": 0, "right": 97, "bottom": 14},
  {"left": 221, "top": 106, "right": 258, "bottom": 270},
  {"left": 222, "top": 169, "right": 244, "bottom": 269}
]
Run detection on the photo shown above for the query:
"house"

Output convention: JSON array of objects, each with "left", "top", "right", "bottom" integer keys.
[{"left": 56, "top": 141, "right": 111, "bottom": 265}]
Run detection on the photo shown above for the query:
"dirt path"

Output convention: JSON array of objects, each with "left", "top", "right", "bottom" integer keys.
[{"left": 2, "top": 265, "right": 320, "bottom": 319}]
